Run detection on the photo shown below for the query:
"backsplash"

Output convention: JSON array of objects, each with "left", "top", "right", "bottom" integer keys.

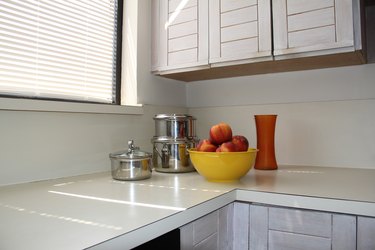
[
  {"left": 189, "top": 99, "right": 375, "bottom": 169},
  {"left": 186, "top": 62, "right": 375, "bottom": 170},
  {"left": 0, "top": 105, "right": 187, "bottom": 186}
]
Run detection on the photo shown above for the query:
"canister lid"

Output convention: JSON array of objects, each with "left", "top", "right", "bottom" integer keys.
[
  {"left": 109, "top": 140, "right": 151, "bottom": 160},
  {"left": 151, "top": 136, "right": 199, "bottom": 143},
  {"left": 153, "top": 114, "right": 196, "bottom": 120}
]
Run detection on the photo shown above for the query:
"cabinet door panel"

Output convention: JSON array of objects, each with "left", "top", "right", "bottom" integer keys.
[
  {"left": 154, "top": 0, "right": 208, "bottom": 72},
  {"left": 181, "top": 205, "right": 236, "bottom": 250},
  {"left": 357, "top": 216, "right": 375, "bottom": 250},
  {"left": 169, "top": 20, "right": 197, "bottom": 39},
  {"left": 168, "top": 34, "right": 197, "bottom": 52},
  {"left": 248, "top": 204, "right": 358, "bottom": 250},
  {"left": 288, "top": 25, "right": 336, "bottom": 48},
  {"left": 168, "top": 48, "right": 197, "bottom": 65},
  {"left": 221, "top": 38, "right": 258, "bottom": 58},
  {"left": 221, "top": 22, "right": 257, "bottom": 42},
  {"left": 288, "top": 7, "right": 335, "bottom": 32},
  {"left": 258, "top": 0, "right": 272, "bottom": 53},
  {"left": 169, "top": 6, "right": 197, "bottom": 25},
  {"left": 332, "top": 214, "right": 356, "bottom": 250},
  {"left": 272, "top": 0, "right": 356, "bottom": 58},
  {"left": 269, "top": 230, "right": 331, "bottom": 250},
  {"left": 233, "top": 202, "right": 249, "bottom": 250},
  {"left": 193, "top": 211, "right": 218, "bottom": 245},
  {"left": 197, "top": 0, "right": 209, "bottom": 63},
  {"left": 169, "top": 0, "right": 197, "bottom": 13},
  {"left": 287, "top": 0, "right": 334, "bottom": 15},
  {"left": 180, "top": 223, "right": 194, "bottom": 250},
  {"left": 272, "top": 0, "right": 288, "bottom": 50},
  {"left": 209, "top": 0, "right": 272, "bottom": 64},
  {"left": 194, "top": 233, "right": 218, "bottom": 250},
  {"left": 269, "top": 207, "right": 332, "bottom": 237},
  {"left": 221, "top": 0, "right": 257, "bottom": 12},
  {"left": 249, "top": 205, "right": 268, "bottom": 250},
  {"left": 218, "top": 203, "right": 234, "bottom": 250},
  {"left": 221, "top": 6, "right": 257, "bottom": 27},
  {"left": 151, "top": 0, "right": 161, "bottom": 71},
  {"left": 335, "top": 0, "right": 355, "bottom": 43}
]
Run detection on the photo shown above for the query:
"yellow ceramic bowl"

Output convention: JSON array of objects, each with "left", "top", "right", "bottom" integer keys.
[{"left": 188, "top": 148, "right": 258, "bottom": 182}]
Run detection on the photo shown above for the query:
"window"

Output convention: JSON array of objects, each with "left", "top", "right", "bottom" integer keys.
[{"left": 0, "top": 0, "right": 123, "bottom": 104}]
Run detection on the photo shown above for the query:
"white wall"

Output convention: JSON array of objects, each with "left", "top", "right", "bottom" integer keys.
[
  {"left": 187, "top": 64, "right": 375, "bottom": 169},
  {"left": 1, "top": 0, "right": 373, "bottom": 187},
  {"left": 0, "top": 105, "right": 187, "bottom": 186},
  {"left": 190, "top": 100, "right": 375, "bottom": 169},
  {"left": 0, "top": 0, "right": 186, "bottom": 186},
  {"left": 187, "top": 64, "right": 375, "bottom": 107},
  {"left": 136, "top": 0, "right": 186, "bottom": 106}
]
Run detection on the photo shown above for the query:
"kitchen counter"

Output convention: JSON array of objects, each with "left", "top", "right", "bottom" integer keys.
[{"left": 1, "top": 165, "right": 375, "bottom": 250}]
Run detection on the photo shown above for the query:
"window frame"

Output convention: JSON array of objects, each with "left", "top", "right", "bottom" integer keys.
[
  {"left": 114, "top": 0, "right": 124, "bottom": 105},
  {"left": 0, "top": 0, "right": 124, "bottom": 106}
]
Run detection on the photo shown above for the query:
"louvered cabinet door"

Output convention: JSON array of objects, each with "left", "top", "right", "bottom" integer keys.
[
  {"left": 248, "top": 204, "right": 357, "bottom": 250},
  {"left": 272, "top": 0, "right": 362, "bottom": 59},
  {"left": 180, "top": 203, "right": 234, "bottom": 250},
  {"left": 357, "top": 216, "right": 375, "bottom": 250},
  {"left": 209, "top": 0, "right": 272, "bottom": 66},
  {"left": 154, "top": 0, "right": 209, "bottom": 73},
  {"left": 151, "top": 0, "right": 161, "bottom": 72}
]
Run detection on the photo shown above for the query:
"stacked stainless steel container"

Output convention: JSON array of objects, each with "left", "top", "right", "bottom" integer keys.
[{"left": 151, "top": 114, "right": 198, "bottom": 173}]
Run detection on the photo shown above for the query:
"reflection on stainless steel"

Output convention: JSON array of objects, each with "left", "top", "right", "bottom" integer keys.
[
  {"left": 153, "top": 114, "right": 197, "bottom": 140},
  {"left": 152, "top": 114, "right": 198, "bottom": 173},
  {"left": 109, "top": 140, "right": 152, "bottom": 181},
  {"left": 152, "top": 141, "right": 196, "bottom": 172}
]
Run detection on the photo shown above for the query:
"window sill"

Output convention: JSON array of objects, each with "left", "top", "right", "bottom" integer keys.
[{"left": 0, "top": 97, "right": 144, "bottom": 115}]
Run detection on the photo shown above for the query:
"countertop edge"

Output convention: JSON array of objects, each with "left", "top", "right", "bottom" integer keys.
[
  {"left": 88, "top": 188, "right": 375, "bottom": 249},
  {"left": 235, "top": 189, "right": 375, "bottom": 217},
  {"left": 88, "top": 191, "right": 236, "bottom": 249}
]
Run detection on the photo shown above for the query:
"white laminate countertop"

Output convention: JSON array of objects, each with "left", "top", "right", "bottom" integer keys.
[{"left": 1, "top": 165, "right": 375, "bottom": 250}]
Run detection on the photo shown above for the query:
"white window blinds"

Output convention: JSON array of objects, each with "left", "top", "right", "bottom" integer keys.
[{"left": 0, "top": 0, "right": 120, "bottom": 104}]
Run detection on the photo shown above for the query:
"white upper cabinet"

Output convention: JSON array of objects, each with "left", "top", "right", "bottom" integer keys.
[
  {"left": 152, "top": 0, "right": 209, "bottom": 73},
  {"left": 272, "top": 0, "right": 362, "bottom": 59},
  {"left": 152, "top": 0, "right": 365, "bottom": 80},
  {"left": 209, "top": 0, "right": 273, "bottom": 66}
]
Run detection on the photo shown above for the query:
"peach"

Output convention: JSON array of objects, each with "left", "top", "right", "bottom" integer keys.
[
  {"left": 232, "top": 135, "right": 249, "bottom": 152},
  {"left": 216, "top": 141, "right": 236, "bottom": 152},
  {"left": 197, "top": 139, "right": 217, "bottom": 152},
  {"left": 209, "top": 122, "right": 232, "bottom": 145}
]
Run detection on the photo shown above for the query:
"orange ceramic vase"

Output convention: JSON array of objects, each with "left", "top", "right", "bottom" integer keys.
[{"left": 254, "top": 115, "right": 278, "bottom": 170}]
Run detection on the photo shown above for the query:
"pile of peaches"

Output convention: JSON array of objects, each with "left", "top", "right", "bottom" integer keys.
[{"left": 197, "top": 122, "right": 249, "bottom": 152}]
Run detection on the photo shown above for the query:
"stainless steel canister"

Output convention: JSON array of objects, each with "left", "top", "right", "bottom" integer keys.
[
  {"left": 153, "top": 114, "right": 197, "bottom": 140},
  {"left": 109, "top": 140, "right": 152, "bottom": 181},
  {"left": 151, "top": 137, "right": 198, "bottom": 173}
]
